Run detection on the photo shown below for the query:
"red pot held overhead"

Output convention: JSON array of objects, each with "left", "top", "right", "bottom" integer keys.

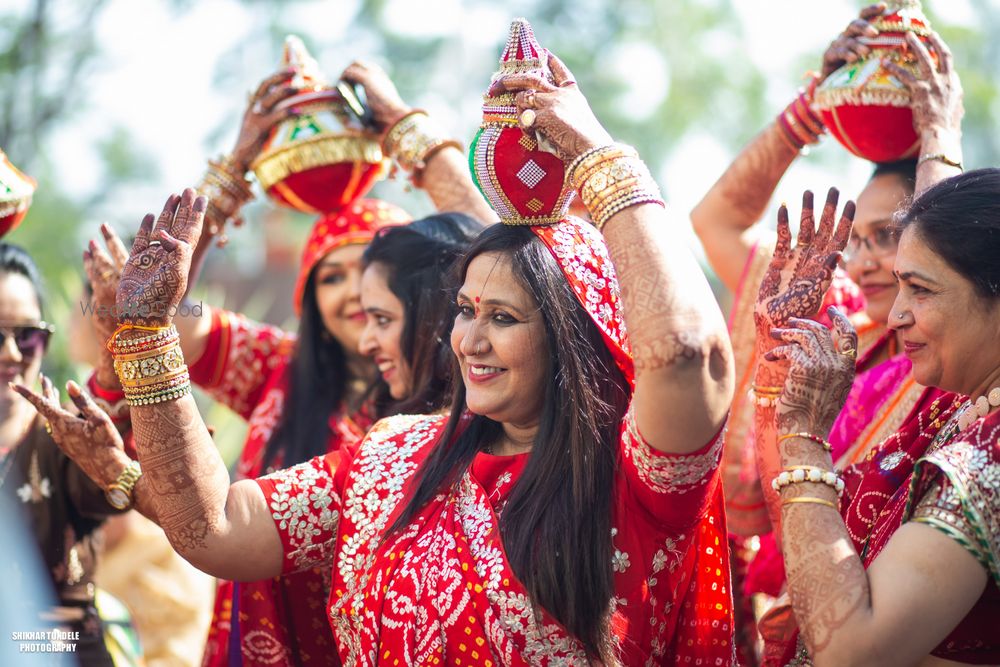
[
  {"left": 250, "top": 36, "right": 387, "bottom": 215},
  {"left": 0, "top": 150, "right": 36, "bottom": 239},
  {"left": 469, "top": 19, "right": 576, "bottom": 225},
  {"left": 814, "top": 0, "right": 935, "bottom": 163}
]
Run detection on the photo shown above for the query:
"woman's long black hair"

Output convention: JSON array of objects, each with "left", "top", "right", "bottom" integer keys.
[
  {"left": 261, "top": 270, "right": 350, "bottom": 471},
  {"left": 390, "top": 224, "right": 631, "bottom": 661},
  {"left": 362, "top": 212, "right": 480, "bottom": 415}
]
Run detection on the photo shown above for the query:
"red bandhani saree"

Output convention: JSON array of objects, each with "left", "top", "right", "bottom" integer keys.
[{"left": 258, "top": 405, "right": 735, "bottom": 665}]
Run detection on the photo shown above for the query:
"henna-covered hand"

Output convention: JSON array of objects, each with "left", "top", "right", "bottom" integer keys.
[
  {"left": 231, "top": 68, "right": 300, "bottom": 174},
  {"left": 117, "top": 190, "right": 205, "bottom": 328},
  {"left": 490, "top": 51, "right": 613, "bottom": 163},
  {"left": 883, "top": 30, "right": 964, "bottom": 139},
  {"left": 820, "top": 4, "right": 885, "bottom": 79},
  {"left": 754, "top": 188, "right": 854, "bottom": 357},
  {"left": 12, "top": 375, "right": 129, "bottom": 488},
  {"left": 84, "top": 223, "right": 129, "bottom": 343},
  {"left": 767, "top": 308, "right": 857, "bottom": 437},
  {"left": 83, "top": 223, "right": 131, "bottom": 388},
  {"left": 340, "top": 61, "right": 412, "bottom": 136}
]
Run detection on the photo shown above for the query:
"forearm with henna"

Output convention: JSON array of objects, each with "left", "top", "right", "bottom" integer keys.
[
  {"left": 603, "top": 204, "right": 733, "bottom": 452},
  {"left": 419, "top": 147, "right": 497, "bottom": 224},
  {"left": 605, "top": 206, "right": 729, "bottom": 374},
  {"left": 780, "top": 486, "right": 870, "bottom": 657},
  {"left": 700, "top": 124, "right": 799, "bottom": 227},
  {"left": 691, "top": 122, "right": 798, "bottom": 291},
  {"left": 129, "top": 396, "right": 229, "bottom": 556}
]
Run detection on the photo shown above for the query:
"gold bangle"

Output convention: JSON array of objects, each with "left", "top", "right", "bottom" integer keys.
[
  {"left": 195, "top": 155, "right": 254, "bottom": 225},
  {"left": 383, "top": 111, "right": 462, "bottom": 186},
  {"left": 778, "top": 432, "right": 833, "bottom": 452},
  {"left": 917, "top": 152, "right": 964, "bottom": 172},
  {"left": 575, "top": 149, "right": 664, "bottom": 229},
  {"left": 782, "top": 496, "right": 839, "bottom": 511}
]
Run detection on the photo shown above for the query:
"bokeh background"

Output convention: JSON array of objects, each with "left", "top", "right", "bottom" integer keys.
[{"left": 3, "top": 0, "right": 998, "bottom": 462}]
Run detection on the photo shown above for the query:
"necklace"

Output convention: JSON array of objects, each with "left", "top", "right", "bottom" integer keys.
[{"left": 957, "top": 386, "right": 1000, "bottom": 432}]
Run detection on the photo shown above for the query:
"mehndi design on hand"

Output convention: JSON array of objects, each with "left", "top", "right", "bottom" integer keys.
[{"left": 117, "top": 190, "right": 205, "bottom": 327}]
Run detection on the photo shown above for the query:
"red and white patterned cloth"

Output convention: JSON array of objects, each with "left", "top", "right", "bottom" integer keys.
[{"left": 257, "top": 405, "right": 735, "bottom": 666}]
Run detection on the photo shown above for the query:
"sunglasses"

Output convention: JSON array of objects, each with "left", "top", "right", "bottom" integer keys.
[{"left": 0, "top": 322, "right": 55, "bottom": 359}]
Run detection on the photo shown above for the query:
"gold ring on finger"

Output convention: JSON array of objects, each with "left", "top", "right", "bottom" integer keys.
[
  {"left": 842, "top": 346, "right": 857, "bottom": 360},
  {"left": 519, "top": 109, "right": 536, "bottom": 128},
  {"left": 524, "top": 90, "right": 537, "bottom": 108},
  {"left": 44, "top": 421, "right": 53, "bottom": 435}
]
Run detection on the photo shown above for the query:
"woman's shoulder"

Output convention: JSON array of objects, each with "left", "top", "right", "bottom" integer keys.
[
  {"left": 365, "top": 412, "right": 449, "bottom": 440},
  {"left": 353, "top": 413, "right": 450, "bottom": 463}
]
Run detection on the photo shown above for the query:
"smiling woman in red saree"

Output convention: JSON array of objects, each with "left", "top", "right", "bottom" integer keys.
[{"left": 752, "top": 169, "right": 1000, "bottom": 666}]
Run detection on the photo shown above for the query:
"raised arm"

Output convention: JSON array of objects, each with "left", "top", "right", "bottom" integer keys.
[
  {"left": 106, "top": 190, "right": 282, "bottom": 580},
  {"left": 690, "top": 3, "right": 883, "bottom": 291},
  {"left": 885, "top": 30, "right": 964, "bottom": 195},
  {"left": 496, "top": 53, "right": 733, "bottom": 453},
  {"left": 85, "top": 222, "right": 214, "bottom": 371},
  {"left": 759, "top": 314, "right": 986, "bottom": 666},
  {"left": 341, "top": 62, "right": 496, "bottom": 225},
  {"left": 751, "top": 189, "right": 855, "bottom": 539}
]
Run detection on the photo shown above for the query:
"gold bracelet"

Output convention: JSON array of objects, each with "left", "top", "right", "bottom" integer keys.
[
  {"left": 567, "top": 145, "right": 631, "bottom": 189},
  {"left": 572, "top": 146, "right": 664, "bottom": 229},
  {"left": 782, "top": 496, "right": 839, "bottom": 511},
  {"left": 195, "top": 155, "right": 254, "bottom": 233},
  {"left": 114, "top": 347, "right": 186, "bottom": 384},
  {"left": 382, "top": 111, "right": 462, "bottom": 186},
  {"left": 747, "top": 386, "right": 782, "bottom": 408},
  {"left": 127, "top": 382, "right": 191, "bottom": 407},
  {"left": 917, "top": 152, "right": 964, "bottom": 172},
  {"left": 109, "top": 326, "right": 179, "bottom": 355}
]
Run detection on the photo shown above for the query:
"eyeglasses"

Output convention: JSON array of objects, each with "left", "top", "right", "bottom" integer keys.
[
  {"left": 844, "top": 227, "right": 897, "bottom": 261},
  {"left": 0, "top": 323, "right": 55, "bottom": 359}
]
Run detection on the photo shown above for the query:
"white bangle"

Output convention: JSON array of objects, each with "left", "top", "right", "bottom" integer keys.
[{"left": 771, "top": 465, "right": 844, "bottom": 495}]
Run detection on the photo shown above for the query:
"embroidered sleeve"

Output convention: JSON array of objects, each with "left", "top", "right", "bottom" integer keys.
[
  {"left": 908, "top": 428, "right": 1000, "bottom": 587},
  {"left": 619, "top": 401, "right": 724, "bottom": 528},
  {"left": 911, "top": 479, "right": 986, "bottom": 567},
  {"left": 256, "top": 452, "right": 345, "bottom": 574},
  {"left": 189, "top": 308, "right": 296, "bottom": 420}
]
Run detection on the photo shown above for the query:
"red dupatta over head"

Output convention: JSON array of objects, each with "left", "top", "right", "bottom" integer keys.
[{"left": 292, "top": 198, "right": 409, "bottom": 314}]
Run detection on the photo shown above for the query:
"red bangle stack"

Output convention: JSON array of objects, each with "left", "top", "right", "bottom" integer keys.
[{"left": 776, "top": 76, "right": 826, "bottom": 152}]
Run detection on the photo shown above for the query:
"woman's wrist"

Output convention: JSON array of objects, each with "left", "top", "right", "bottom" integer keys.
[
  {"left": 568, "top": 143, "right": 665, "bottom": 230},
  {"left": 382, "top": 110, "right": 462, "bottom": 187},
  {"left": 774, "top": 75, "right": 826, "bottom": 153},
  {"left": 194, "top": 155, "right": 254, "bottom": 237}
]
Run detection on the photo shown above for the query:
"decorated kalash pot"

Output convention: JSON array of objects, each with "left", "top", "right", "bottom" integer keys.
[
  {"left": 470, "top": 19, "right": 576, "bottom": 225},
  {"left": 813, "top": 0, "right": 936, "bottom": 162},
  {"left": 250, "top": 36, "right": 387, "bottom": 215},
  {"left": 0, "top": 149, "right": 36, "bottom": 238}
]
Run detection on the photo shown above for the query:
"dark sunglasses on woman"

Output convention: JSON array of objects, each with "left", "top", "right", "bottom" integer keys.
[{"left": 0, "top": 323, "right": 54, "bottom": 359}]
